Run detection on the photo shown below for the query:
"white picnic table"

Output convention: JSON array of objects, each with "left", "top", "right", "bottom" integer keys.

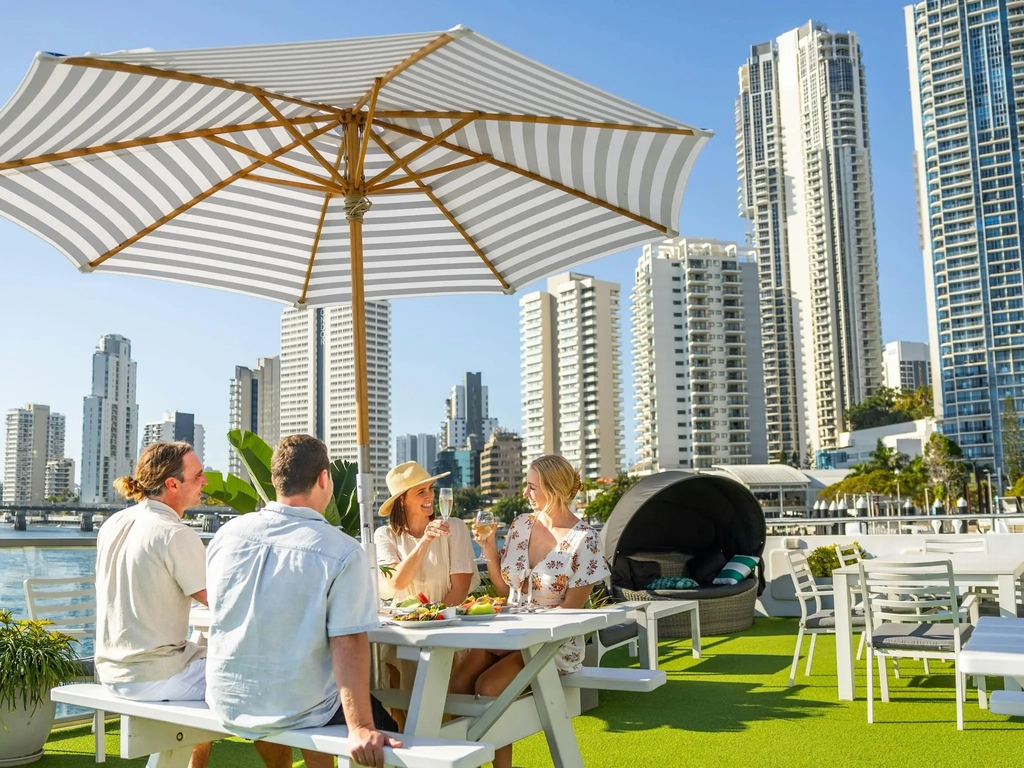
[
  {"left": 832, "top": 552, "right": 1024, "bottom": 701},
  {"left": 961, "top": 616, "right": 1024, "bottom": 716},
  {"left": 190, "top": 605, "right": 652, "bottom": 768}
]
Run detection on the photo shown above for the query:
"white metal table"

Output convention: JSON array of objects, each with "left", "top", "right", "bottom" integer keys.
[
  {"left": 628, "top": 600, "right": 700, "bottom": 667},
  {"left": 832, "top": 552, "right": 1024, "bottom": 701}
]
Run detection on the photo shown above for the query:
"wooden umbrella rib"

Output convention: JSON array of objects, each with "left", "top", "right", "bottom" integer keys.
[
  {"left": 368, "top": 186, "right": 431, "bottom": 195},
  {"left": 88, "top": 120, "right": 340, "bottom": 268},
  {"left": 374, "top": 119, "right": 670, "bottom": 235},
  {"left": 353, "top": 33, "right": 455, "bottom": 112},
  {"left": 369, "top": 131, "right": 509, "bottom": 291},
  {"left": 60, "top": 57, "right": 344, "bottom": 117},
  {"left": 247, "top": 174, "right": 336, "bottom": 194},
  {"left": 206, "top": 135, "right": 346, "bottom": 195},
  {"left": 373, "top": 111, "right": 695, "bottom": 136},
  {"left": 0, "top": 115, "right": 334, "bottom": 173},
  {"left": 298, "top": 143, "right": 344, "bottom": 305},
  {"left": 89, "top": 162, "right": 261, "bottom": 268},
  {"left": 256, "top": 95, "right": 347, "bottom": 191},
  {"left": 354, "top": 78, "right": 381, "bottom": 182},
  {"left": 368, "top": 156, "right": 485, "bottom": 191},
  {"left": 366, "top": 116, "right": 474, "bottom": 188}
]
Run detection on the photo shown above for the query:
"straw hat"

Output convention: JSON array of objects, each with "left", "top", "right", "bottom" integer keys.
[{"left": 378, "top": 461, "right": 450, "bottom": 517}]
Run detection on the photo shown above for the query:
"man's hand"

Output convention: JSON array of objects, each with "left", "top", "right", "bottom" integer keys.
[{"left": 348, "top": 725, "right": 402, "bottom": 768}]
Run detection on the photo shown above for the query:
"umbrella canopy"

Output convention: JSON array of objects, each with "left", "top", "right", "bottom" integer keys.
[
  {"left": 0, "top": 26, "right": 712, "bottom": 556},
  {"left": 0, "top": 27, "right": 710, "bottom": 304}
]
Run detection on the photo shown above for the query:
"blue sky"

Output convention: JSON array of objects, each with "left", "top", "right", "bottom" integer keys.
[{"left": 0, "top": 0, "right": 926, "bottom": 477}]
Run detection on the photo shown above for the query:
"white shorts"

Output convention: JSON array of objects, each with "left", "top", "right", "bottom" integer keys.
[{"left": 106, "top": 657, "right": 207, "bottom": 702}]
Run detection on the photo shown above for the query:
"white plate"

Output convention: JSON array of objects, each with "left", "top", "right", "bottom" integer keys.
[
  {"left": 392, "top": 617, "right": 460, "bottom": 628},
  {"left": 457, "top": 612, "right": 500, "bottom": 621}
]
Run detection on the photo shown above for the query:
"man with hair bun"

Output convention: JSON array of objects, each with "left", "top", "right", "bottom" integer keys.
[{"left": 95, "top": 441, "right": 211, "bottom": 768}]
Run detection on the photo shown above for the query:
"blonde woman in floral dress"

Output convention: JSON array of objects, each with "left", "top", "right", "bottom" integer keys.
[{"left": 451, "top": 454, "right": 609, "bottom": 768}]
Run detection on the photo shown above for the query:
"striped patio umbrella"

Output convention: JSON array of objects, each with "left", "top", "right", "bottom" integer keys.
[{"left": 0, "top": 26, "right": 711, "bottom": 551}]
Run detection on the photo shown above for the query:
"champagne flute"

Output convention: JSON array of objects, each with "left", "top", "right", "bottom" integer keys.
[
  {"left": 438, "top": 487, "right": 454, "bottom": 520},
  {"left": 474, "top": 510, "right": 496, "bottom": 541}
]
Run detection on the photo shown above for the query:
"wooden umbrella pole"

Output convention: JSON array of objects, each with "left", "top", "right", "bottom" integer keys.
[{"left": 343, "top": 109, "right": 376, "bottom": 556}]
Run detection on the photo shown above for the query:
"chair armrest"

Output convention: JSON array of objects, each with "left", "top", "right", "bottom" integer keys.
[{"left": 958, "top": 593, "right": 980, "bottom": 625}]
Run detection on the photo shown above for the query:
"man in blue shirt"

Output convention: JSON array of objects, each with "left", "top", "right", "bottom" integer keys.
[{"left": 205, "top": 434, "right": 399, "bottom": 768}]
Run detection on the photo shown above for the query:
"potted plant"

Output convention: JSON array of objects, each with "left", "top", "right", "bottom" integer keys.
[{"left": 0, "top": 610, "right": 81, "bottom": 766}]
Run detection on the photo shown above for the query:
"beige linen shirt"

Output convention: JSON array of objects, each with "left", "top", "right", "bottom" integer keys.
[{"left": 95, "top": 498, "right": 207, "bottom": 684}]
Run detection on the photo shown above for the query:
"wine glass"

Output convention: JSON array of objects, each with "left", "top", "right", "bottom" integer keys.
[
  {"left": 438, "top": 487, "right": 453, "bottom": 520},
  {"left": 474, "top": 510, "right": 496, "bottom": 541}
]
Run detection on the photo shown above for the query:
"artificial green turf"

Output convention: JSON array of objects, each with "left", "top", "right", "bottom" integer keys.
[{"left": 39, "top": 618, "right": 1024, "bottom": 768}]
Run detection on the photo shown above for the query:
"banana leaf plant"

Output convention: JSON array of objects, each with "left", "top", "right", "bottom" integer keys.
[{"left": 203, "top": 430, "right": 358, "bottom": 536}]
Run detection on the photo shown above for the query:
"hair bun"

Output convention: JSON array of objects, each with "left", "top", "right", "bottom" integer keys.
[
  {"left": 113, "top": 475, "right": 146, "bottom": 501},
  {"left": 572, "top": 472, "right": 583, "bottom": 496}
]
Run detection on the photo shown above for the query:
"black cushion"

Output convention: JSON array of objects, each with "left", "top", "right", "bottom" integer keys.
[
  {"left": 687, "top": 549, "right": 728, "bottom": 584},
  {"left": 871, "top": 622, "right": 973, "bottom": 652},
  {"left": 626, "top": 557, "right": 662, "bottom": 589},
  {"left": 805, "top": 610, "right": 866, "bottom": 629},
  {"left": 598, "top": 621, "right": 640, "bottom": 648}
]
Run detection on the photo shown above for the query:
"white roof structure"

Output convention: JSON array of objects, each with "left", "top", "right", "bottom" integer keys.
[
  {"left": 0, "top": 27, "right": 712, "bottom": 306},
  {"left": 705, "top": 464, "right": 811, "bottom": 487}
]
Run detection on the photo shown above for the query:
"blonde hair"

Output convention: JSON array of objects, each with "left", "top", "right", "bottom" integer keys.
[
  {"left": 113, "top": 441, "right": 193, "bottom": 502},
  {"left": 529, "top": 455, "right": 583, "bottom": 513}
]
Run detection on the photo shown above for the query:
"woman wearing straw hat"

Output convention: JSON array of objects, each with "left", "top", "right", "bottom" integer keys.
[
  {"left": 374, "top": 461, "right": 477, "bottom": 608},
  {"left": 374, "top": 461, "right": 478, "bottom": 714}
]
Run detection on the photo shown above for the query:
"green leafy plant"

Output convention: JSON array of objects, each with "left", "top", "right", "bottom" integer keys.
[
  {"left": 0, "top": 610, "right": 81, "bottom": 712},
  {"left": 584, "top": 586, "right": 613, "bottom": 610},
  {"left": 203, "top": 430, "right": 358, "bottom": 533},
  {"left": 806, "top": 543, "right": 867, "bottom": 578}
]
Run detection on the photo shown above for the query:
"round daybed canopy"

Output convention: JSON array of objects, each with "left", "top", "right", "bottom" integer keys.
[{"left": 601, "top": 470, "right": 767, "bottom": 636}]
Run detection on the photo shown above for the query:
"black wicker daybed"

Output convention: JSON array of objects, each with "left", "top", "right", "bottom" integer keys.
[{"left": 600, "top": 470, "right": 767, "bottom": 636}]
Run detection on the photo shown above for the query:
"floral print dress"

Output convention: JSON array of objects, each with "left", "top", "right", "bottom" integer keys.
[{"left": 499, "top": 513, "right": 611, "bottom": 674}]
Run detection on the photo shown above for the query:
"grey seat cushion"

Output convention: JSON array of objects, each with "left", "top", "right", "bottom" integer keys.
[
  {"left": 642, "top": 576, "right": 757, "bottom": 601},
  {"left": 872, "top": 622, "right": 973, "bottom": 652},
  {"left": 805, "top": 610, "right": 866, "bottom": 629},
  {"left": 598, "top": 621, "right": 640, "bottom": 648}
]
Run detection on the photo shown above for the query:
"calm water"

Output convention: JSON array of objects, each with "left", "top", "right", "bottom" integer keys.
[{"left": 1, "top": 529, "right": 100, "bottom": 719}]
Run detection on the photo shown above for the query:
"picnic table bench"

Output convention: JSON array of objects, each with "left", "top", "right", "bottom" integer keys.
[
  {"left": 960, "top": 616, "right": 1024, "bottom": 717},
  {"left": 50, "top": 684, "right": 494, "bottom": 768}
]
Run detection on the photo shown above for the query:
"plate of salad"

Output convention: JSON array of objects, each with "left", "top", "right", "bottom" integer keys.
[{"left": 391, "top": 593, "right": 458, "bottom": 625}]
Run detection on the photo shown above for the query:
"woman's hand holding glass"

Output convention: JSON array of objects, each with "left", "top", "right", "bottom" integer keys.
[
  {"left": 473, "top": 511, "right": 498, "bottom": 555},
  {"left": 423, "top": 518, "right": 450, "bottom": 540}
]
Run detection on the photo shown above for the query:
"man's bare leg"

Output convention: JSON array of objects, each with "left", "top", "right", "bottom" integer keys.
[
  {"left": 254, "top": 742, "right": 335, "bottom": 768},
  {"left": 253, "top": 742, "right": 292, "bottom": 768},
  {"left": 299, "top": 749, "right": 335, "bottom": 767},
  {"left": 187, "top": 742, "right": 212, "bottom": 768}
]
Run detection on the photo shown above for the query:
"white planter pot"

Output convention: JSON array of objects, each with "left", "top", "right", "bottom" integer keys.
[{"left": 0, "top": 693, "right": 55, "bottom": 766}]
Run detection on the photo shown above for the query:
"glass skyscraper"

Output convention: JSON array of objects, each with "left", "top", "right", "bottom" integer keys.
[
  {"left": 906, "top": 0, "right": 1024, "bottom": 465},
  {"left": 737, "top": 22, "right": 883, "bottom": 458}
]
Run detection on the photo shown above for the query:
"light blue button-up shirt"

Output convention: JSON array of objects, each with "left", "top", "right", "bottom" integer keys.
[{"left": 205, "top": 502, "right": 377, "bottom": 739}]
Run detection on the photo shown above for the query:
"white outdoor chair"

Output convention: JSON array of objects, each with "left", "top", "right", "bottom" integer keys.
[
  {"left": 857, "top": 559, "right": 980, "bottom": 730},
  {"left": 785, "top": 550, "right": 866, "bottom": 687},
  {"left": 924, "top": 537, "right": 1004, "bottom": 610},
  {"left": 24, "top": 577, "right": 105, "bottom": 763},
  {"left": 833, "top": 544, "right": 871, "bottom": 663}
]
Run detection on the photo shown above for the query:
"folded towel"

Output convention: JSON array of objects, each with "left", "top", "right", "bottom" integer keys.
[{"left": 645, "top": 576, "right": 699, "bottom": 590}]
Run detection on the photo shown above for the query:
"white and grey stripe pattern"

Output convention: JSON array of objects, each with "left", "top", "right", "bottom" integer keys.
[{"left": 0, "top": 27, "right": 711, "bottom": 306}]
